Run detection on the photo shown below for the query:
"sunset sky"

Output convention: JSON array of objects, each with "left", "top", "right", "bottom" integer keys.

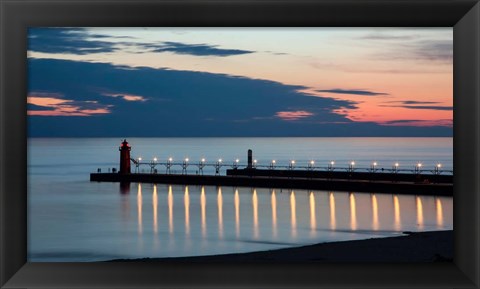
[{"left": 27, "top": 28, "right": 452, "bottom": 137}]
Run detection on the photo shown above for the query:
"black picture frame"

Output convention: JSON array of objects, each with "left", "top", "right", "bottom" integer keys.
[{"left": 1, "top": 0, "right": 479, "bottom": 288}]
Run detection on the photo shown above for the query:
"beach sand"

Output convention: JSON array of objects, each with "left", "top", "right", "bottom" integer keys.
[{"left": 111, "top": 230, "right": 453, "bottom": 263}]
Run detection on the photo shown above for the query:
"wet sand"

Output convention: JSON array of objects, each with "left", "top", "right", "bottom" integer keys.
[{"left": 111, "top": 230, "right": 453, "bottom": 263}]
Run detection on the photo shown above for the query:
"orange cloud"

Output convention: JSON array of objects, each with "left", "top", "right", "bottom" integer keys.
[
  {"left": 103, "top": 93, "right": 146, "bottom": 102},
  {"left": 275, "top": 110, "right": 313, "bottom": 121},
  {"left": 27, "top": 93, "right": 111, "bottom": 116}
]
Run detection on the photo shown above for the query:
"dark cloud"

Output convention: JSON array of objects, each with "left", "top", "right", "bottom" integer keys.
[
  {"left": 380, "top": 119, "right": 452, "bottom": 127},
  {"left": 27, "top": 58, "right": 452, "bottom": 137},
  {"left": 413, "top": 40, "right": 453, "bottom": 62},
  {"left": 317, "top": 89, "right": 388, "bottom": 96},
  {"left": 28, "top": 28, "right": 120, "bottom": 55},
  {"left": 381, "top": 104, "right": 452, "bottom": 111},
  {"left": 384, "top": 100, "right": 441, "bottom": 105},
  {"left": 141, "top": 41, "right": 254, "bottom": 57},
  {"left": 28, "top": 28, "right": 254, "bottom": 58},
  {"left": 373, "top": 39, "right": 452, "bottom": 63},
  {"left": 400, "top": 105, "right": 453, "bottom": 111}
]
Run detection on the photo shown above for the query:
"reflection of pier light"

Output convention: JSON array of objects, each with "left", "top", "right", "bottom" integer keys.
[
  {"left": 217, "top": 187, "right": 223, "bottom": 238},
  {"left": 393, "top": 195, "right": 401, "bottom": 231},
  {"left": 271, "top": 189, "right": 277, "bottom": 238},
  {"left": 436, "top": 197, "right": 444, "bottom": 228},
  {"left": 234, "top": 189, "right": 240, "bottom": 237},
  {"left": 349, "top": 193, "right": 357, "bottom": 230},
  {"left": 201, "top": 186, "right": 207, "bottom": 237},
  {"left": 329, "top": 192, "right": 336, "bottom": 230},
  {"left": 309, "top": 191, "right": 316, "bottom": 233},
  {"left": 184, "top": 186, "right": 190, "bottom": 235},
  {"left": 168, "top": 185, "right": 174, "bottom": 234},
  {"left": 253, "top": 189, "right": 259, "bottom": 238},
  {"left": 153, "top": 184, "right": 158, "bottom": 233},
  {"left": 371, "top": 194, "right": 379, "bottom": 230},
  {"left": 290, "top": 190, "right": 297, "bottom": 237},
  {"left": 137, "top": 183, "right": 143, "bottom": 234},
  {"left": 416, "top": 196, "right": 424, "bottom": 229}
]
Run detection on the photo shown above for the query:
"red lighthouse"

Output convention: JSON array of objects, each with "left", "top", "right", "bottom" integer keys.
[{"left": 119, "top": 139, "right": 131, "bottom": 174}]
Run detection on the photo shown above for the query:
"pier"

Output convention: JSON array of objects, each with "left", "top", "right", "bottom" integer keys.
[{"left": 90, "top": 140, "right": 453, "bottom": 196}]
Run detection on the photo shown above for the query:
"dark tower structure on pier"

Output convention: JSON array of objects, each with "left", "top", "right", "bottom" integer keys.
[
  {"left": 119, "top": 139, "right": 131, "bottom": 174},
  {"left": 247, "top": 149, "right": 253, "bottom": 169}
]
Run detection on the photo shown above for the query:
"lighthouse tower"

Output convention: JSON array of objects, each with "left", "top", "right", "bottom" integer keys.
[{"left": 119, "top": 139, "right": 131, "bottom": 174}]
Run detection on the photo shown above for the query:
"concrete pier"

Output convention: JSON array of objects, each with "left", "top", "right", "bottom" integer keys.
[{"left": 90, "top": 172, "right": 453, "bottom": 196}]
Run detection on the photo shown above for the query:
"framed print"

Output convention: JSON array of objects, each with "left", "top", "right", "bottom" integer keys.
[{"left": 1, "top": 0, "right": 479, "bottom": 288}]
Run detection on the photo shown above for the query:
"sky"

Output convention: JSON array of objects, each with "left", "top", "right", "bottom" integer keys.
[{"left": 27, "top": 27, "right": 453, "bottom": 137}]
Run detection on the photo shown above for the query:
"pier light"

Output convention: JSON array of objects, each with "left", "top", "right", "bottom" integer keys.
[
  {"left": 371, "top": 162, "right": 377, "bottom": 172},
  {"left": 138, "top": 157, "right": 142, "bottom": 162},
  {"left": 168, "top": 157, "right": 173, "bottom": 162},
  {"left": 232, "top": 158, "right": 240, "bottom": 169},
  {"left": 437, "top": 163, "right": 442, "bottom": 168},
  {"left": 349, "top": 161, "right": 355, "bottom": 172},
  {"left": 218, "top": 159, "right": 222, "bottom": 163},
  {"left": 310, "top": 160, "right": 315, "bottom": 165},
  {"left": 201, "top": 158, "right": 205, "bottom": 163},
  {"left": 328, "top": 160, "right": 335, "bottom": 171},
  {"left": 182, "top": 158, "right": 189, "bottom": 175},
  {"left": 289, "top": 160, "right": 295, "bottom": 170},
  {"left": 373, "top": 162, "right": 377, "bottom": 166},
  {"left": 415, "top": 163, "right": 422, "bottom": 174},
  {"left": 153, "top": 157, "right": 157, "bottom": 162},
  {"left": 395, "top": 162, "right": 399, "bottom": 167},
  {"left": 270, "top": 160, "right": 276, "bottom": 169}
]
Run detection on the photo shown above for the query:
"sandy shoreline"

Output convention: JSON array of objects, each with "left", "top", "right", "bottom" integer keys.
[{"left": 110, "top": 230, "right": 453, "bottom": 263}]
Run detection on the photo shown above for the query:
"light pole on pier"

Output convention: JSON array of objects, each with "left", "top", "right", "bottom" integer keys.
[
  {"left": 182, "top": 158, "right": 189, "bottom": 175},
  {"left": 166, "top": 157, "right": 173, "bottom": 174},
  {"left": 150, "top": 157, "right": 158, "bottom": 173}
]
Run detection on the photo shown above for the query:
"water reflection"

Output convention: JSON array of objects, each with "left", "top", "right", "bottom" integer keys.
[
  {"left": 120, "top": 182, "right": 131, "bottom": 194},
  {"left": 416, "top": 196, "right": 424, "bottom": 229},
  {"left": 393, "top": 195, "right": 401, "bottom": 231},
  {"left": 153, "top": 184, "right": 158, "bottom": 233},
  {"left": 290, "top": 190, "right": 297, "bottom": 237},
  {"left": 168, "top": 185, "right": 174, "bottom": 233},
  {"left": 271, "top": 189, "right": 277, "bottom": 238},
  {"left": 137, "top": 183, "right": 143, "bottom": 234},
  {"left": 309, "top": 191, "right": 316, "bottom": 233},
  {"left": 201, "top": 186, "right": 207, "bottom": 237},
  {"left": 217, "top": 187, "right": 223, "bottom": 238},
  {"left": 371, "top": 194, "right": 379, "bottom": 230},
  {"left": 114, "top": 186, "right": 451, "bottom": 260},
  {"left": 234, "top": 188, "right": 240, "bottom": 237},
  {"left": 436, "top": 197, "right": 444, "bottom": 227},
  {"left": 329, "top": 192, "right": 336, "bottom": 230},
  {"left": 184, "top": 186, "right": 190, "bottom": 235},
  {"left": 349, "top": 193, "right": 357, "bottom": 230},
  {"left": 253, "top": 189, "right": 259, "bottom": 238}
]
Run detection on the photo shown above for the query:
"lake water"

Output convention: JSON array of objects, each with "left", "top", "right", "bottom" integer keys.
[{"left": 28, "top": 137, "right": 453, "bottom": 262}]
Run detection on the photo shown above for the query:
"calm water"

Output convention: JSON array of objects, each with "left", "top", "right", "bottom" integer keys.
[{"left": 28, "top": 137, "right": 453, "bottom": 262}]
